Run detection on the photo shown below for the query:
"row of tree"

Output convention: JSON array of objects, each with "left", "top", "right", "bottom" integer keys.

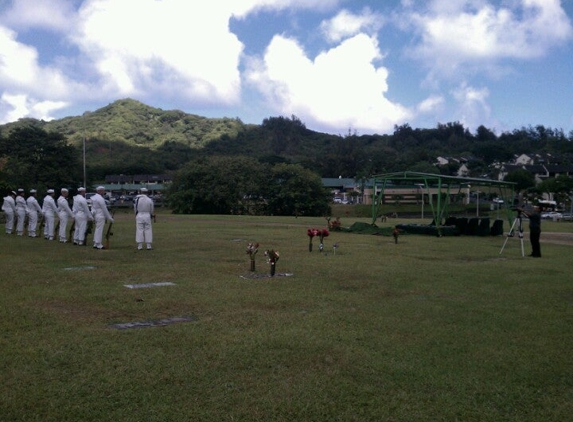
[
  {"left": 0, "top": 126, "right": 81, "bottom": 194},
  {"left": 0, "top": 126, "right": 332, "bottom": 216},
  {"left": 2, "top": 116, "right": 573, "bottom": 215},
  {"left": 168, "top": 156, "right": 331, "bottom": 216},
  {"left": 505, "top": 169, "right": 573, "bottom": 207}
]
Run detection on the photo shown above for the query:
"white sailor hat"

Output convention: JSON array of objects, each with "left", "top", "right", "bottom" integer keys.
[
  {"left": 61, "top": 188, "right": 68, "bottom": 193},
  {"left": 140, "top": 187, "right": 148, "bottom": 193},
  {"left": 78, "top": 187, "right": 86, "bottom": 192},
  {"left": 47, "top": 189, "right": 55, "bottom": 194},
  {"left": 96, "top": 186, "right": 105, "bottom": 191},
  {"left": 11, "top": 190, "right": 17, "bottom": 195},
  {"left": 17, "top": 188, "right": 24, "bottom": 193},
  {"left": 30, "top": 189, "right": 37, "bottom": 193}
]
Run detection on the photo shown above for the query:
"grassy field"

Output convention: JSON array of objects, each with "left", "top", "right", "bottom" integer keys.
[{"left": 1, "top": 211, "right": 572, "bottom": 421}]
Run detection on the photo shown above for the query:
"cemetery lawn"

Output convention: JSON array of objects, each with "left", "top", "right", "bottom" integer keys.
[{"left": 1, "top": 212, "right": 572, "bottom": 421}]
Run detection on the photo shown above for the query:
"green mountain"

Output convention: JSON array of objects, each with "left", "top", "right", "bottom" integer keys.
[
  {"left": 1, "top": 98, "right": 248, "bottom": 149},
  {"left": 1, "top": 99, "right": 571, "bottom": 181}
]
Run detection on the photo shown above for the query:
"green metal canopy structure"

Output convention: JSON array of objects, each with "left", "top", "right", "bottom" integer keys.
[{"left": 370, "top": 171, "right": 517, "bottom": 232}]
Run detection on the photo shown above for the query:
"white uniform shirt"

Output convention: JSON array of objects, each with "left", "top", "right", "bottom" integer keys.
[
  {"left": 2, "top": 196, "right": 16, "bottom": 213},
  {"left": 57, "top": 196, "right": 74, "bottom": 218},
  {"left": 42, "top": 195, "right": 58, "bottom": 215},
  {"left": 73, "top": 194, "right": 92, "bottom": 217},
  {"left": 134, "top": 195, "right": 154, "bottom": 214},
  {"left": 91, "top": 193, "right": 113, "bottom": 221},
  {"left": 16, "top": 195, "right": 27, "bottom": 212},
  {"left": 27, "top": 196, "right": 42, "bottom": 214}
]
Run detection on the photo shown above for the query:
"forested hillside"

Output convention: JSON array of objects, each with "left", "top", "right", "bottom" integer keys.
[{"left": 1, "top": 98, "right": 572, "bottom": 180}]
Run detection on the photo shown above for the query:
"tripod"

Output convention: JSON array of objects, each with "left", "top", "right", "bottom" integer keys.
[{"left": 500, "top": 213, "right": 524, "bottom": 257}]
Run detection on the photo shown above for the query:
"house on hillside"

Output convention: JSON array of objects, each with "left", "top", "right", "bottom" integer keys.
[
  {"left": 435, "top": 156, "right": 450, "bottom": 166},
  {"left": 322, "top": 177, "right": 360, "bottom": 203},
  {"left": 497, "top": 163, "right": 573, "bottom": 183},
  {"left": 545, "top": 164, "right": 573, "bottom": 179},
  {"left": 457, "top": 163, "right": 470, "bottom": 177},
  {"left": 434, "top": 156, "right": 470, "bottom": 177},
  {"left": 105, "top": 174, "right": 132, "bottom": 185},
  {"left": 102, "top": 174, "right": 172, "bottom": 195},
  {"left": 512, "top": 154, "right": 534, "bottom": 165},
  {"left": 133, "top": 174, "right": 172, "bottom": 184}
]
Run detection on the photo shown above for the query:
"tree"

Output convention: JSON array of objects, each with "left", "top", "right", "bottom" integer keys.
[
  {"left": 0, "top": 125, "right": 81, "bottom": 191},
  {"left": 504, "top": 169, "right": 535, "bottom": 192},
  {"left": 266, "top": 163, "right": 331, "bottom": 216},
  {"left": 537, "top": 175, "right": 573, "bottom": 205},
  {"left": 168, "top": 156, "right": 268, "bottom": 214}
]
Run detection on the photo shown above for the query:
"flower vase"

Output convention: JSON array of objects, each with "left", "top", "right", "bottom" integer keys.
[
  {"left": 270, "top": 262, "right": 276, "bottom": 276},
  {"left": 309, "top": 241, "right": 313, "bottom": 252},
  {"left": 250, "top": 260, "right": 255, "bottom": 272}
]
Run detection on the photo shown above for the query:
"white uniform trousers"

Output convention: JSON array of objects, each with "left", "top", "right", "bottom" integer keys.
[
  {"left": 136, "top": 212, "right": 153, "bottom": 245},
  {"left": 74, "top": 212, "right": 89, "bottom": 244},
  {"left": 4, "top": 210, "right": 15, "bottom": 234},
  {"left": 93, "top": 215, "right": 106, "bottom": 247},
  {"left": 44, "top": 213, "right": 57, "bottom": 240},
  {"left": 27, "top": 211, "right": 39, "bottom": 237},
  {"left": 58, "top": 211, "right": 72, "bottom": 242},
  {"left": 16, "top": 209, "right": 26, "bottom": 235}
]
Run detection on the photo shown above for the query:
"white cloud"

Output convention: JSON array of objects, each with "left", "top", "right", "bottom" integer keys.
[
  {"left": 0, "top": 0, "right": 345, "bottom": 123},
  {"left": 71, "top": 0, "right": 244, "bottom": 103},
  {"left": 0, "top": 93, "right": 68, "bottom": 124},
  {"left": 230, "top": 0, "right": 341, "bottom": 19},
  {"left": 403, "top": 0, "right": 573, "bottom": 76},
  {"left": 320, "top": 8, "right": 384, "bottom": 43},
  {"left": 451, "top": 84, "right": 492, "bottom": 130},
  {"left": 0, "top": 0, "right": 339, "bottom": 123},
  {"left": 0, "top": 25, "right": 76, "bottom": 122},
  {"left": 246, "top": 33, "right": 411, "bottom": 134},
  {"left": 417, "top": 95, "right": 445, "bottom": 114},
  {"left": 0, "top": 26, "right": 77, "bottom": 98},
  {"left": 70, "top": 0, "right": 344, "bottom": 103},
  {"left": 0, "top": 0, "right": 78, "bottom": 32}
]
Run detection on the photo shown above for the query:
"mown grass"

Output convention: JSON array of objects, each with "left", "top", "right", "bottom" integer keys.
[{"left": 1, "top": 211, "right": 572, "bottom": 421}]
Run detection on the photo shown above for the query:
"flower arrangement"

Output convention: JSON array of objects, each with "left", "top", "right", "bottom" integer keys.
[
  {"left": 326, "top": 217, "right": 342, "bottom": 231},
  {"left": 392, "top": 228, "right": 400, "bottom": 244},
  {"left": 308, "top": 228, "right": 329, "bottom": 252},
  {"left": 246, "top": 242, "right": 259, "bottom": 271},
  {"left": 307, "top": 228, "right": 320, "bottom": 252},
  {"left": 318, "top": 228, "right": 329, "bottom": 252},
  {"left": 265, "top": 249, "right": 280, "bottom": 276}
]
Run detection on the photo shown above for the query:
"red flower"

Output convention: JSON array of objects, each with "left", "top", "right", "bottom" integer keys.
[
  {"left": 308, "top": 228, "right": 320, "bottom": 237},
  {"left": 321, "top": 229, "right": 329, "bottom": 238}
]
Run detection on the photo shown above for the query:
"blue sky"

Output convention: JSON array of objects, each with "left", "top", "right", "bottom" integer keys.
[{"left": 0, "top": 0, "right": 572, "bottom": 136}]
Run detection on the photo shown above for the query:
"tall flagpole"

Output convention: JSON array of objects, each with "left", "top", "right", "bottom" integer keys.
[{"left": 83, "top": 137, "right": 86, "bottom": 188}]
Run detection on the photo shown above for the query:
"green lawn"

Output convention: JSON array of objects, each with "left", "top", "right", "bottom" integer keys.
[{"left": 1, "top": 212, "right": 572, "bottom": 421}]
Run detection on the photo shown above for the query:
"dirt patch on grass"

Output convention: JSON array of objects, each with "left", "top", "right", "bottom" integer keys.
[{"left": 540, "top": 232, "right": 573, "bottom": 246}]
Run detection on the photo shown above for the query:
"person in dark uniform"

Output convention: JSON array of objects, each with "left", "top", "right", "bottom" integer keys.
[{"left": 518, "top": 205, "right": 542, "bottom": 257}]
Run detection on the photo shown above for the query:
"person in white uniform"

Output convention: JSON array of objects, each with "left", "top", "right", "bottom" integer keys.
[
  {"left": 2, "top": 190, "right": 17, "bottom": 234},
  {"left": 15, "top": 188, "right": 28, "bottom": 236},
  {"left": 134, "top": 187, "right": 155, "bottom": 250},
  {"left": 72, "top": 187, "right": 93, "bottom": 245},
  {"left": 42, "top": 189, "right": 58, "bottom": 240},
  {"left": 57, "top": 188, "right": 74, "bottom": 242},
  {"left": 91, "top": 186, "right": 114, "bottom": 249},
  {"left": 26, "top": 189, "right": 43, "bottom": 237}
]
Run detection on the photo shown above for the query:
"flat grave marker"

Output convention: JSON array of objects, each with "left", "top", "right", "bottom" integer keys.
[
  {"left": 124, "top": 282, "right": 176, "bottom": 289},
  {"left": 110, "top": 316, "right": 197, "bottom": 330}
]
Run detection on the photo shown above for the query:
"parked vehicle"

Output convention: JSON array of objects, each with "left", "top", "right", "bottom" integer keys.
[{"left": 541, "top": 211, "right": 562, "bottom": 220}]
